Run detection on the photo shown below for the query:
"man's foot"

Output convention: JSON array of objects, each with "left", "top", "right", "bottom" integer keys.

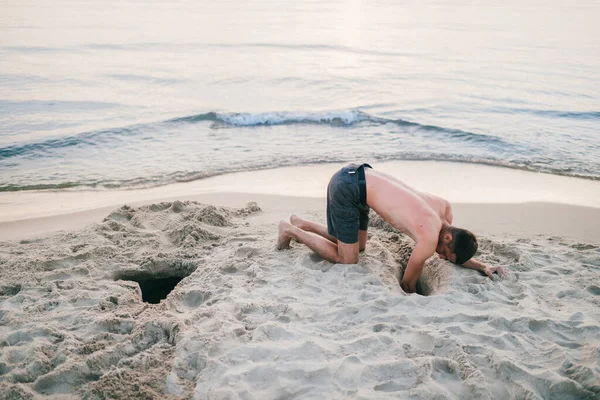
[
  {"left": 277, "top": 220, "right": 293, "bottom": 250},
  {"left": 289, "top": 214, "right": 304, "bottom": 229}
]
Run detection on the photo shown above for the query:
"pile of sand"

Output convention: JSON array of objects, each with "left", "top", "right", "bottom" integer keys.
[{"left": 1, "top": 200, "right": 599, "bottom": 399}]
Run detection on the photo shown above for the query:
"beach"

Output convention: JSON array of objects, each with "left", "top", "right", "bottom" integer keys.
[
  {"left": 1, "top": 162, "right": 599, "bottom": 399},
  {"left": 2, "top": 0, "right": 600, "bottom": 397}
]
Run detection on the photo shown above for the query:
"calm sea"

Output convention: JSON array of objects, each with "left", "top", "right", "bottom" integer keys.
[{"left": 1, "top": 0, "right": 599, "bottom": 191}]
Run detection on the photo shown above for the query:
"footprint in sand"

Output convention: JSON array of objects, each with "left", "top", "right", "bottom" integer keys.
[
  {"left": 586, "top": 285, "right": 600, "bottom": 296},
  {"left": 179, "top": 290, "right": 209, "bottom": 308},
  {"left": 334, "top": 356, "right": 364, "bottom": 391}
]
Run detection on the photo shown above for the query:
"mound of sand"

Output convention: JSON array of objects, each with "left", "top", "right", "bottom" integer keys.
[{"left": 1, "top": 200, "right": 599, "bottom": 399}]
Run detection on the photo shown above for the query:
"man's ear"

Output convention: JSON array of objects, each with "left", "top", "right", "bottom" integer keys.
[{"left": 443, "top": 232, "right": 452, "bottom": 244}]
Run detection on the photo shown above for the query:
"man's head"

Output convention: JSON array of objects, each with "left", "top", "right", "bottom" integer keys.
[{"left": 436, "top": 226, "right": 478, "bottom": 264}]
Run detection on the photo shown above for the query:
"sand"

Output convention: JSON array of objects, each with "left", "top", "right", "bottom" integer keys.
[{"left": 1, "top": 163, "right": 599, "bottom": 399}]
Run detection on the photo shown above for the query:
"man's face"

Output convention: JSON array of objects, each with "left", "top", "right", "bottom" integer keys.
[{"left": 436, "top": 243, "right": 457, "bottom": 263}]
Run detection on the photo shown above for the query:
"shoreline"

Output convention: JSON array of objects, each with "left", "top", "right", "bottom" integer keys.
[{"left": 1, "top": 160, "right": 599, "bottom": 243}]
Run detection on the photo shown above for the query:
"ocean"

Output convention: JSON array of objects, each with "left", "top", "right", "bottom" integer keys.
[{"left": 1, "top": 0, "right": 599, "bottom": 191}]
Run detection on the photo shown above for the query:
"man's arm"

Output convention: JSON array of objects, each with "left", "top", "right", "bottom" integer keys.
[
  {"left": 400, "top": 239, "right": 437, "bottom": 294},
  {"left": 460, "top": 258, "right": 506, "bottom": 279}
]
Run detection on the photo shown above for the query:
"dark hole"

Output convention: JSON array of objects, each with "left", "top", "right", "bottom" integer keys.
[
  {"left": 399, "top": 271, "right": 430, "bottom": 296},
  {"left": 114, "top": 272, "right": 185, "bottom": 304},
  {"left": 137, "top": 276, "right": 183, "bottom": 304},
  {"left": 0, "top": 284, "right": 22, "bottom": 296},
  {"left": 415, "top": 279, "right": 427, "bottom": 296}
]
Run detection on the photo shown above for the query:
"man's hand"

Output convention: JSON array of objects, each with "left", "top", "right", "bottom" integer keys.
[
  {"left": 461, "top": 258, "right": 506, "bottom": 280},
  {"left": 483, "top": 264, "right": 506, "bottom": 280},
  {"left": 401, "top": 281, "right": 416, "bottom": 294}
]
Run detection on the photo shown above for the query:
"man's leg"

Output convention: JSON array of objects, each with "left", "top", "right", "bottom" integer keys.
[
  {"left": 290, "top": 215, "right": 369, "bottom": 252},
  {"left": 359, "top": 229, "right": 368, "bottom": 252},
  {"left": 277, "top": 221, "right": 359, "bottom": 264},
  {"left": 289, "top": 214, "right": 337, "bottom": 243}
]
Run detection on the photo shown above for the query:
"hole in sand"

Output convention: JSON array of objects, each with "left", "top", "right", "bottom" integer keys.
[
  {"left": 415, "top": 280, "right": 428, "bottom": 296},
  {"left": 114, "top": 272, "right": 188, "bottom": 304},
  {"left": 399, "top": 271, "right": 431, "bottom": 296}
]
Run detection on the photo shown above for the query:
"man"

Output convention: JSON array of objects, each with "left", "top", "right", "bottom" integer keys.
[{"left": 277, "top": 163, "right": 505, "bottom": 293}]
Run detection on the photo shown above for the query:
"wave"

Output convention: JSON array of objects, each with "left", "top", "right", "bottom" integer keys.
[
  {"left": 0, "top": 126, "right": 139, "bottom": 159},
  {"left": 2, "top": 154, "right": 599, "bottom": 193},
  {"left": 171, "top": 110, "right": 507, "bottom": 145},
  {"left": 0, "top": 110, "right": 504, "bottom": 160},
  {"left": 491, "top": 107, "right": 600, "bottom": 120},
  {"left": 4, "top": 106, "right": 596, "bottom": 161},
  {"left": 527, "top": 109, "right": 600, "bottom": 120},
  {"left": 169, "top": 110, "right": 372, "bottom": 126}
]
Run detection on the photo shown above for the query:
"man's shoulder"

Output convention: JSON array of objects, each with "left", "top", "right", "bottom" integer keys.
[{"left": 414, "top": 212, "right": 443, "bottom": 239}]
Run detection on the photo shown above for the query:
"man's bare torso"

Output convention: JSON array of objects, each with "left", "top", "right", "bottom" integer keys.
[{"left": 364, "top": 169, "right": 450, "bottom": 242}]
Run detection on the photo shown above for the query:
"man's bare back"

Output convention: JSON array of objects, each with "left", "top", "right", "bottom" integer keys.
[{"left": 365, "top": 169, "right": 450, "bottom": 242}]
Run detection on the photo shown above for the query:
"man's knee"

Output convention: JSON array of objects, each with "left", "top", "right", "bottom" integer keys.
[
  {"left": 337, "top": 253, "right": 359, "bottom": 264},
  {"left": 336, "top": 239, "right": 360, "bottom": 263},
  {"left": 336, "top": 242, "right": 360, "bottom": 264}
]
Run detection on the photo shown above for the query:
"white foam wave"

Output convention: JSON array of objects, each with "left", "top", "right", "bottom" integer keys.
[{"left": 216, "top": 110, "right": 371, "bottom": 126}]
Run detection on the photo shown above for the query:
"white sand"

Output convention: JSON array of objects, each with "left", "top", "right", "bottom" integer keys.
[{"left": 1, "top": 163, "right": 600, "bottom": 398}]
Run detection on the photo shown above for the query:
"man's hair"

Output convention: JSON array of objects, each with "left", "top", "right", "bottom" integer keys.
[{"left": 448, "top": 227, "right": 478, "bottom": 265}]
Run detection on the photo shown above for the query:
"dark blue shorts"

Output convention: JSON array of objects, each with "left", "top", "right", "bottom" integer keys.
[{"left": 326, "top": 163, "right": 371, "bottom": 244}]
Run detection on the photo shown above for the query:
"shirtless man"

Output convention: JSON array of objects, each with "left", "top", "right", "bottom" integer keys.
[{"left": 277, "top": 163, "right": 505, "bottom": 294}]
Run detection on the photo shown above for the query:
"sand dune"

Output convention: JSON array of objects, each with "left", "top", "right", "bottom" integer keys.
[{"left": 1, "top": 199, "right": 599, "bottom": 399}]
